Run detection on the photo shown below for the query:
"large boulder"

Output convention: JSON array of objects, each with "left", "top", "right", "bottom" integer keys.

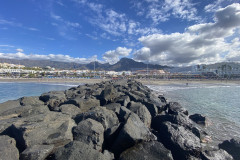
[
  {"left": 0, "top": 99, "right": 49, "bottom": 119},
  {"left": 111, "top": 113, "right": 156, "bottom": 156},
  {"left": 104, "top": 103, "right": 121, "bottom": 115},
  {"left": 59, "top": 104, "right": 82, "bottom": 118},
  {"left": 39, "top": 91, "right": 66, "bottom": 103},
  {"left": 167, "top": 102, "right": 188, "bottom": 115},
  {"left": 4, "top": 112, "right": 76, "bottom": 152},
  {"left": 20, "top": 96, "right": 44, "bottom": 106},
  {"left": 159, "top": 122, "right": 202, "bottom": 160},
  {"left": 0, "top": 99, "right": 22, "bottom": 119},
  {"left": 201, "top": 149, "right": 233, "bottom": 160},
  {"left": 73, "top": 118, "right": 104, "bottom": 151},
  {"left": 152, "top": 113, "right": 209, "bottom": 141},
  {"left": 52, "top": 141, "right": 113, "bottom": 160},
  {"left": 219, "top": 138, "right": 240, "bottom": 160},
  {"left": 189, "top": 114, "right": 208, "bottom": 126},
  {"left": 18, "top": 105, "right": 50, "bottom": 118},
  {"left": 119, "top": 141, "right": 173, "bottom": 160},
  {"left": 39, "top": 91, "right": 66, "bottom": 111},
  {"left": 0, "top": 117, "right": 19, "bottom": 134},
  {"left": 0, "top": 135, "right": 19, "bottom": 160},
  {"left": 116, "top": 95, "right": 130, "bottom": 107},
  {"left": 99, "top": 85, "right": 120, "bottom": 105},
  {"left": 127, "top": 101, "right": 151, "bottom": 127},
  {"left": 75, "top": 106, "right": 119, "bottom": 130},
  {"left": 20, "top": 144, "right": 54, "bottom": 160},
  {"left": 64, "top": 97, "right": 100, "bottom": 113},
  {"left": 117, "top": 106, "right": 132, "bottom": 123}
]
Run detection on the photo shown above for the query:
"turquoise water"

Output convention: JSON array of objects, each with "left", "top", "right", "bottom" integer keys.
[
  {"left": 148, "top": 83, "right": 240, "bottom": 144},
  {"left": 0, "top": 82, "right": 79, "bottom": 103}
]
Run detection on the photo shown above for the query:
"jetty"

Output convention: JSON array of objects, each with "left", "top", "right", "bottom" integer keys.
[{"left": 0, "top": 80, "right": 239, "bottom": 160}]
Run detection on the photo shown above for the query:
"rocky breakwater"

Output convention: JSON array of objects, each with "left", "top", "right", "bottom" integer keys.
[{"left": 0, "top": 80, "right": 238, "bottom": 160}]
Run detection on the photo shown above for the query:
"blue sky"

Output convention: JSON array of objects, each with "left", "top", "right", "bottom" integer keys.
[{"left": 0, "top": 0, "right": 240, "bottom": 66}]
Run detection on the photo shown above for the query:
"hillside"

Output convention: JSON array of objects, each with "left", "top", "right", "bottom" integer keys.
[{"left": 0, "top": 58, "right": 168, "bottom": 71}]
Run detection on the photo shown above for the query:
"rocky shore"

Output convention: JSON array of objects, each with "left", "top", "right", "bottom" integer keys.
[{"left": 0, "top": 80, "right": 239, "bottom": 160}]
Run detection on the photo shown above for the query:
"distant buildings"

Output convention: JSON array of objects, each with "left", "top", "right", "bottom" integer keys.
[
  {"left": 193, "top": 63, "right": 240, "bottom": 77},
  {"left": 0, "top": 62, "right": 25, "bottom": 69}
]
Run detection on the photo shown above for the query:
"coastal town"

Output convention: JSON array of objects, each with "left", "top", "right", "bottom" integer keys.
[{"left": 1, "top": 62, "right": 240, "bottom": 80}]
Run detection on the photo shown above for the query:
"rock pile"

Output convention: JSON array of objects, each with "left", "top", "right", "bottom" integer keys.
[{"left": 0, "top": 80, "right": 238, "bottom": 160}]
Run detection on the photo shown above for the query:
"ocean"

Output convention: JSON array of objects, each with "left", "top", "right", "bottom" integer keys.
[
  {"left": 148, "top": 82, "right": 240, "bottom": 144},
  {"left": 0, "top": 82, "right": 79, "bottom": 103},
  {"left": 0, "top": 81, "right": 239, "bottom": 144}
]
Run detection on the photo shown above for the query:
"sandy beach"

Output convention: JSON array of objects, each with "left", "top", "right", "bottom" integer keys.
[{"left": 0, "top": 77, "right": 239, "bottom": 85}]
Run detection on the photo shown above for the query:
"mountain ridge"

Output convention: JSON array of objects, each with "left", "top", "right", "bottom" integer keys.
[{"left": 0, "top": 58, "right": 169, "bottom": 71}]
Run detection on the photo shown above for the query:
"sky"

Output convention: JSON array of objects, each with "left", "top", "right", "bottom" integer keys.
[{"left": 0, "top": 0, "right": 240, "bottom": 66}]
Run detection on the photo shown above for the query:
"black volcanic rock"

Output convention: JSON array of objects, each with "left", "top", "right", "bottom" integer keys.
[{"left": 0, "top": 80, "right": 237, "bottom": 160}]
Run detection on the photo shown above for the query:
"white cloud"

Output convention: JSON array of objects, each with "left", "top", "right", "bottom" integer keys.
[
  {"left": 0, "top": 45, "right": 14, "bottom": 48},
  {"left": 50, "top": 13, "right": 80, "bottom": 28},
  {"left": 204, "top": 0, "right": 224, "bottom": 12},
  {"left": 134, "top": 3, "right": 240, "bottom": 66},
  {"left": 16, "top": 48, "right": 24, "bottom": 52},
  {"left": 73, "top": 0, "right": 161, "bottom": 37},
  {"left": 103, "top": 47, "right": 132, "bottom": 64},
  {"left": 132, "top": 0, "right": 200, "bottom": 24},
  {"left": 0, "top": 50, "right": 98, "bottom": 64}
]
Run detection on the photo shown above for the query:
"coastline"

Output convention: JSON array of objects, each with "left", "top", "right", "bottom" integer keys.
[
  {"left": 0, "top": 77, "right": 239, "bottom": 85},
  {"left": 0, "top": 78, "right": 109, "bottom": 84},
  {"left": 136, "top": 79, "right": 240, "bottom": 85}
]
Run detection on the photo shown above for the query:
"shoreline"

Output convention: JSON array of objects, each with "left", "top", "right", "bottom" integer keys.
[{"left": 0, "top": 78, "right": 240, "bottom": 85}]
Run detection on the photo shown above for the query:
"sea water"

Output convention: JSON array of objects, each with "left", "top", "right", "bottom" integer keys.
[
  {"left": 0, "top": 82, "right": 79, "bottom": 103},
  {"left": 0, "top": 82, "right": 239, "bottom": 144},
  {"left": 147, "top": 83, "right": 240, "bottom": 144}
]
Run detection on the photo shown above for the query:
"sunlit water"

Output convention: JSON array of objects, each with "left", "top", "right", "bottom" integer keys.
[
  {"left": 147, "top": 83, "right": 240, "bottom": 144},
  {"left": 0, "top": 82, "right": 79, "bottom": 103}
]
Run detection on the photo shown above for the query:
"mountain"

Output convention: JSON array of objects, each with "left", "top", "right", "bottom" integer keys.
[
  {"left": 109, "top": 58, "right": 169, "bottom": 71},
  {"left": 0, "top": 58, "right": 169, "bottom": 71}
]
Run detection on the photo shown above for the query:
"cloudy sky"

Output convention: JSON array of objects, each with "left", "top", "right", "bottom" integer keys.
[{"left": 0, "top": 0, "right": 240, "bottom": 66}]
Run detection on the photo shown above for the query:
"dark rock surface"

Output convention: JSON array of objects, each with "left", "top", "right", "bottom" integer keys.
[
  {"left": 73, "top": 118, "right": 104, "bottom": 150},
  {"left": 0, "top": 135, "right": 19, "bottom": 160},
  {"left": 127, "top": 101, "right": 151, "bottom": 127},
  {"left": 20, "top": 144, "right": 54, "bottom": 160},
  {"left": 189, "top": 114, "right": 208, "bottom": 126},
  {"left": 0, "top": 80, "right": 236, "bottom": 160},
  {"left": 119, "top": 141, "right": 173, "bottom": 160},
  {"left": 201, "top": 149, "right": 233, "bottom": 160},
  {"left": 75, "top": 106, "right": 119, "bottom": 130},
  {"left": 219, "top": 139, "right": 240, "bottom": 160},
  {"left": 51, "top": 141, "right": 112, "bottom": 160},
  {"left": 111, "top": 113, "right": 156, "bottom": 156}
]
